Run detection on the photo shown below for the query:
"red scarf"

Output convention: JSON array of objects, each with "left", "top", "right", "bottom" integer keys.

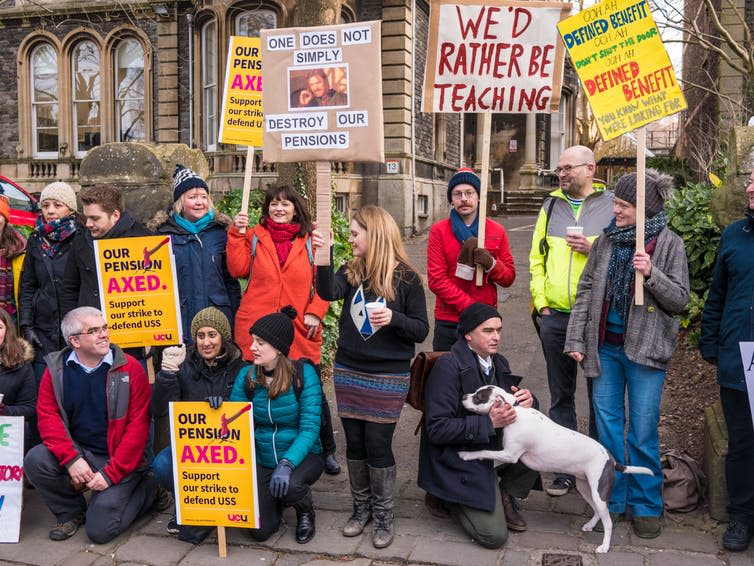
[{"left": 265, "top": 221, "right": 301, "bottom": 266}]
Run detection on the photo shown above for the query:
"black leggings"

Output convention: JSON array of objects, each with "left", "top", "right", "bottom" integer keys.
[{"left": 341, "top": 417, "right": 397, "bottom": 468}]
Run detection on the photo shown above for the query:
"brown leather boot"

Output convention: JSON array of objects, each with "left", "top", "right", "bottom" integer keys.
[{"left": 501, "top": 490, "right": 527, "bottom": 532}]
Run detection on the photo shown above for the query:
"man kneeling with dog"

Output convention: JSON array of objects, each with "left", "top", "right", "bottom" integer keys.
[{"left": 417, "top": 303, "right": 539, "bottom": 549}]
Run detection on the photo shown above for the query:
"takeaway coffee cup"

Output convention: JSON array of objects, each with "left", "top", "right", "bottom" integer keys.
[
  {"left": 566, "top": 226, "right": 584, "bottom": 236},
  {"left": 0, "top": 393, "right": 4, "bottom": 404},
  {"left": 365, "top": 301, "right": 385, "bottom": 327}
]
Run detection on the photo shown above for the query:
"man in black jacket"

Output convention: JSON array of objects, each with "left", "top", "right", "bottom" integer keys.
[
  {"left": 60, "top": 184, "right": 151, "bottom": 315},
  {"left": 417, "top": 303, "right": 539, "bottom": 549}
]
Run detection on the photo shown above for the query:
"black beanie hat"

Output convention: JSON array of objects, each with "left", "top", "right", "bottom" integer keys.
[
  {"left": 172, "top": 164, "right": 209, "bottom": 203},
  {"left": 250, "top": 306, "right": 297, "bottom": 356},
  {"left": 458, "top": 303, "right": 501, "bottom": 337},
  {"left": 613, "top": 169, "right": 674, "bottom": 217},
  {"left": 447, "top": 168, "right": 481, "bottom": 202}
]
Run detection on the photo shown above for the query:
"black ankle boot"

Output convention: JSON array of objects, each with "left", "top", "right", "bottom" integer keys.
[{"left": 293, "top": 494, "right": 316, "bottom": 544}]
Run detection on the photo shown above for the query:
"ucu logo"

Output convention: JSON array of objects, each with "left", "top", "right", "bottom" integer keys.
[
  {"left": 227, "top": 513, "right": 247, "bottom": 522},
  {"left": 153, "top": 334, "right": 173, "bottom": 341}
]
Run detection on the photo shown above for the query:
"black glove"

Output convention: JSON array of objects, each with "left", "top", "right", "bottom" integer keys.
[
  {"left": 473, "top": 247, "right": 495, "bottom": 271},
  {"left": 205, "top": 396, "right": 223, "bottom": 410},
  {"left": 21, "top": 326, "right": 43, "bottom": 350},
  {"left": 270, "top": 459, "right": 293, "bottom": 499}
]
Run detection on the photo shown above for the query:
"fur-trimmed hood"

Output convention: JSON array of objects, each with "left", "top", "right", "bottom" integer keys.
[
  {"left": 0, "top": 337, "right": 35, "bottom": 368},
  {"left": 147, "top": 209, "right": 233, "bottom": 233}
]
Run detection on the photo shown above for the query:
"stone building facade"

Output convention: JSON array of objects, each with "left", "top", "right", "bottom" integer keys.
[{"left": 0, "top": 0, "right": 577, "bottom": 232}]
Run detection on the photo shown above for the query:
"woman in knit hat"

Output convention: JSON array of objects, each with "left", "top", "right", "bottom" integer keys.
[
  {"left": 150, "top": 306, "right": 246, "bottom": 544},
  {"left": 227, "top": 184, "right": 339, "bottom": 475},
  {"left": 564, "top": 169, "right": 690, "bottom": 539},
  {"left": 149, "top": 164, "right": 240, "bottom": 343},
  {"left": 312, "top": 206, "right": 429, "bottom": 549},
  {"left": 0, "top": 195, "right": 27, "bottom": 321},
  {"left": 230, "top": 306, "right": 323, "bottom": 545}
]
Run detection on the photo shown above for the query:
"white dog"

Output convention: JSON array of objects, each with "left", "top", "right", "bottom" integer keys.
[{"left": 458, "top": 384, "right": 653, "bottom": 553}]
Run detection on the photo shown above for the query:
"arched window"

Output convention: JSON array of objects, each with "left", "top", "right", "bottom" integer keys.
[
  {"left": 72, "top": 40, "right": 101, "bottom": 156},
  {"left": 234, "top": 9, "right": 276, "bottom": 37},
  {"left": 114, "top": 38, "right": 145, "bottom": 142},
  {"left": 201, "top": 20, "right": 218, "bottom": 151},
  {"left": 31, "top": 43, "right": 59, "bottom": 158}
]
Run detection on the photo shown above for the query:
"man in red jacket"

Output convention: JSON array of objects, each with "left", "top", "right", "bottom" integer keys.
[
  {"left": 427, "top": 168, "right": 516, "bottom": 350},
  {"left": 24, "top": 306, "right": 156, "bottom": 543}
]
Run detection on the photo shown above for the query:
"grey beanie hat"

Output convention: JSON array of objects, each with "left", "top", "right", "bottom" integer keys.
[{"left": 614, "top": 169, "right": 674, "bottom": 217}]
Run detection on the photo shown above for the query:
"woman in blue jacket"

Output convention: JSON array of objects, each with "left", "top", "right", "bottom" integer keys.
[
  {"left": 151, "top": 165, "right": 240, "bottom": 341},
  {"left": 230, "top": 307, "right": 322, "bottom": 544}
]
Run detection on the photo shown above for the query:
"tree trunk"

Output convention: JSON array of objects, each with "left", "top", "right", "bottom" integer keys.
[{"left": 277, "top": 0, "right": 343, "bottom": 210}]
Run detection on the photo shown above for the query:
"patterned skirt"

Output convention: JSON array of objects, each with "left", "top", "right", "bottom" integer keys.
[{"left": 333, "top": 363, "right": 410, "bottom": 423}]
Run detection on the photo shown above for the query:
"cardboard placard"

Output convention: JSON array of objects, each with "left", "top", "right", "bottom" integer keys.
[
  {"left": 0, "top": 416, "right": 25, "bottom": 543},
  {"left": 261, "top": 21, "right": 384, "bottom": 162},
  {"left": 170, "top": 401, "right": 258, "bottom": 528},
  {"left": 218, "top": 36, "right": 264, "bottom": 146},
  {"left": 94, "top": 236, "right": 182, "bottom": 348},
  {"left": 422, "top": 0, "right": 569, "bottom": 113},
  {"left": 557, "top": 0, "right": 687, "bottom": 140}
]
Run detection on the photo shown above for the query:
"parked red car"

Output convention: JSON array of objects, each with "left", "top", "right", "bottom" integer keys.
[{"left": 0, "top": 175, "right": 39, "bottom": 227}]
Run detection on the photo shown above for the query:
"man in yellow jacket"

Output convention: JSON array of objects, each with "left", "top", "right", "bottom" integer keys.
[{"left": 528, "top": 145, "right": 613, "bottom": 497}]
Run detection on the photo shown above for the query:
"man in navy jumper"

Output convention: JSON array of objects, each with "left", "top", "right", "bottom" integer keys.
[{"left": 24, "top": 307, "right": 156, "bottom": 543}]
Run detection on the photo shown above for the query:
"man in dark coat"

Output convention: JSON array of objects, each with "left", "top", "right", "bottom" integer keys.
[
  {"left": 60, "top": 184, "right": 151, "bottom": 315},
  {"left": 699, "top": 169, "right": 754, "bottom": 552},
  {"left": 417, "top": 303, "right": 540, "bottom": 549}
]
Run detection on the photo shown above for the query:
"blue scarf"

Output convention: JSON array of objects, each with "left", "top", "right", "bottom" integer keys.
[
  {"left": 604, "top": 210, "right": 667, "bottom": 324},
  {"left": 172, "top": 209, "right": 215, "bottom": 234},
  {"left": 450, "top": 209, "right": 478, "bottom": 243}
]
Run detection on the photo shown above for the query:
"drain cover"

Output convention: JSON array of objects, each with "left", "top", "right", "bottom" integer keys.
[{"left": 542, "top": 553, "right": 582, "bottom": 566}]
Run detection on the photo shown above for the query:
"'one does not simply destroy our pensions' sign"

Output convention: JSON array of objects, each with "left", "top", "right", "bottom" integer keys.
[
  {"left": 423, "top": 0, "right": 570, "bottom": 114},
  {"left": 557, "top": 0, "right": 686, "bottom": 140},
  {"left": 261, "top": 20, "right": 384, "bottom": 163}
]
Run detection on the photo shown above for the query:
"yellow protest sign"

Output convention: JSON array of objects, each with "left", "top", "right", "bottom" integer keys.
[
  {"left": 170, "top": 401, "right": 258, "bottom": 528},
  {"left": 557, "top": 0, "right": 686, "bottom": 140},
  {"left": 218, "top": 36, "right": 264, "bottom": 146},
  {"left": 94, "top": 236, "right": 182, "bottom": 347}
]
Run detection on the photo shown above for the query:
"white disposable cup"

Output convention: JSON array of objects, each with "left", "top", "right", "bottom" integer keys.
[
  {"left": 365, "top": 302, "right": 384, "bottom": 327},
  {"left": 566, "top": 226, "right": 584, "bottom": 236},
  {"left": 0, "top": 393, "right": 4, "bottom": 404}
]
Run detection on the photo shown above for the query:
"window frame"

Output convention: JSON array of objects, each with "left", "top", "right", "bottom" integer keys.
[
  {"left": 71, "top": 39, "right": 102, "bottom": 158},
  {"left": 30, "top": 42, "right": 60, "bottom": 159},
  {"left": 201, "top": 19, "right": 219, "bottom": 152},
  {"left": 113, "top": 37, "right": 147, "bottom": 143}
]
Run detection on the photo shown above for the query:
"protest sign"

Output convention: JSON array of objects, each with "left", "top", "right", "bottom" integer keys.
[
  {"left": 170, "top": 401, "right": 258, "bottom": 528},
  {"left": 261, "top": 21, "right": 384, "bottom": 163},
  {"left": 422, "top": 0, "right": 569, "bottom": 114},
  {"left": 95, "top": 236, "right": 182, "bottom": 348},
  {"left": 557, "top": 0, "right": 686, "bottom": 141},
  {"left": 0, "top": 416, "right": 25, "bottom": 543},
  {"left": 218, "top": 36, "right": 264, "bottom": 146},
  {"left": 738, "top": 342, "right": 754, "bottom": 431}
]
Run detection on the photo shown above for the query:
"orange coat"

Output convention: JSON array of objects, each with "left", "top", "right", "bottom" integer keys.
[{"left": 226, "top": 224, "right": 329, "bottom": 364}]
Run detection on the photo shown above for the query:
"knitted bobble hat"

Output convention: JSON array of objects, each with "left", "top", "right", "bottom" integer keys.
[
  {"left": 172, "top": 164, "right": 209, "bottom": 203},
  {"left": 447, "top": 168, "right": 481, "bottom": 202},
  {"left": 40, "top": 181, "right": 78, "bottom": 212},
  {"left": 458, "top": 302, "right": 501, "bottom": 337},
  {"left": 250, "top": 306, "right": 297, "bottom": 356},
  {"left": 190, "top": 307, "right": 232, "bottom": 343},
  {"left": 614, "top": 169, "right": 674, "bottom": 217}
]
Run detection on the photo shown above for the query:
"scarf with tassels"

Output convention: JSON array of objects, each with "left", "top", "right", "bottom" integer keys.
[{"left": 34, "top": 214, "right": 78, "bottom": 259}]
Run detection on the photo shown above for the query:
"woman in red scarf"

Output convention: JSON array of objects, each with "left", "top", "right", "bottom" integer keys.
[{"left": 227, "top": 185, "right": 340, "bottom": 474}]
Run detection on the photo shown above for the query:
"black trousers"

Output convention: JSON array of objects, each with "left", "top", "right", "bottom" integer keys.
[{"left": 720, "top": 386, "right": 754, "bottom": 523}]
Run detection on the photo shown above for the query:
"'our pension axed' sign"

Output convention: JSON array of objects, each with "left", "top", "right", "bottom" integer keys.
[
  {"left": 218, "top": 36, "right": 263, "bottom": 146},
  {"left": 557, "top": 0, "right": 686, "bottom": 140},
  {"left": 423, "top": 0, "right": 569, "bottom": 113}
]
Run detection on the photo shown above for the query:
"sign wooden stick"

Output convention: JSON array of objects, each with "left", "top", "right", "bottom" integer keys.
[
  {"left": 217, "top": 526, "right": 227, "bottom": 557},
  {"left": 239, "top": 146, "right": 255, "bottom": 235},
  {"left": 475, "top": 113, "right": 493, "bottom": 286},
  {"left": 635, "top": 126, "right": 646, "bottom": 305},
  {"left": 315, "top": 161, "right": 332, "bottom": 266}
]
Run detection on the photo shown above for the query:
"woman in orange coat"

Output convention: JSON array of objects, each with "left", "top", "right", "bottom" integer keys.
[{"left": 227, "top": 184, "right": 340, "bottom": 474}]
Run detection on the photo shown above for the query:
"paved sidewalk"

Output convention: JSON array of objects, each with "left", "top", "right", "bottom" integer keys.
[{"left": 2, "top": 216, "right": 751, "bottom": 565}]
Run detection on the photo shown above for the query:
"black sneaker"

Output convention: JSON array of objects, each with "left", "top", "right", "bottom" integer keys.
[
  {"left": 49, "top": 514, "right": 85, "bottom": 541},
  {"left": 166, "top": 516, "right": 180, "bottom": 535},
  {"left": 324, "top": 453, "right": 341, "bottom": 475},
  {"left": 546, "top": 477, "right": 575, "bottom": 496},
  {"left": 722, "top": 520, "right": 752, "bottom": 552}
]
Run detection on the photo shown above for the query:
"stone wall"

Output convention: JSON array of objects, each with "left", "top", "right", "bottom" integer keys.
[{"left": 714, "top": 126, "right": 754, "bottom": 227}]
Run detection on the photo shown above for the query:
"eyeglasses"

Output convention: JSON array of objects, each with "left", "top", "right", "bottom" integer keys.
[
  {"left": 554, "top": 163, "right": 589, "bottom": 176},
  {"left": 451, "top": 189, "right": 477, "bottom": 200},
  {"left": 72, "top": 325, "right": 109, "bottom": 337}
]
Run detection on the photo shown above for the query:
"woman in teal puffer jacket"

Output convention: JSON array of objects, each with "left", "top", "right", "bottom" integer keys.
[{"left": 230, "top": 306, "right": 322, "bottom": 544}]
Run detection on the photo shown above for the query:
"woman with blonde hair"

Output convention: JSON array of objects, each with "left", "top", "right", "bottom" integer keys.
[{"left": 313, "top": 205, "right": 429, "bottom": 548}]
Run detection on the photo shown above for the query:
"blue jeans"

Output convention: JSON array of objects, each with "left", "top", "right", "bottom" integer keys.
[
  {"left": 593, "top": 343, "right": 665, "bottom": 517},
  {"left": 151, "top": 446, "right": 175, "bottom": 492}
]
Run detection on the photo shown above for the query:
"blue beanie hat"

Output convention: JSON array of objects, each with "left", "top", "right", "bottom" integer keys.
[
  {"left": 172, "top": 164, "right": 209, "bottom": 203},
  {"left": 447, "top": 168, "right": 481, "bottom": 202}
]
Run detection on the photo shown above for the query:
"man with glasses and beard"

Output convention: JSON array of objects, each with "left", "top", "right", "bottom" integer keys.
[
  {"left": 529, "top": 145, "right": 613, "bottom": 498},
  {"left": 24, "top": 307, "right": 157, "bottom": 543}
]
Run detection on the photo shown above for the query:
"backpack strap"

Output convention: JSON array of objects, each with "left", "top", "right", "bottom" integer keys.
[
  {"left": 538, "top": 196, "right": 558, "bottom": 275},
  {"left": 305, "top": 236, "right": 315, "bottom": 300}
]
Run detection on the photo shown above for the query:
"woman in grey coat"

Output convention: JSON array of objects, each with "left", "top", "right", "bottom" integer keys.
[{"left": 564, "top": 170, "right": 689, "bottom": 540}]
